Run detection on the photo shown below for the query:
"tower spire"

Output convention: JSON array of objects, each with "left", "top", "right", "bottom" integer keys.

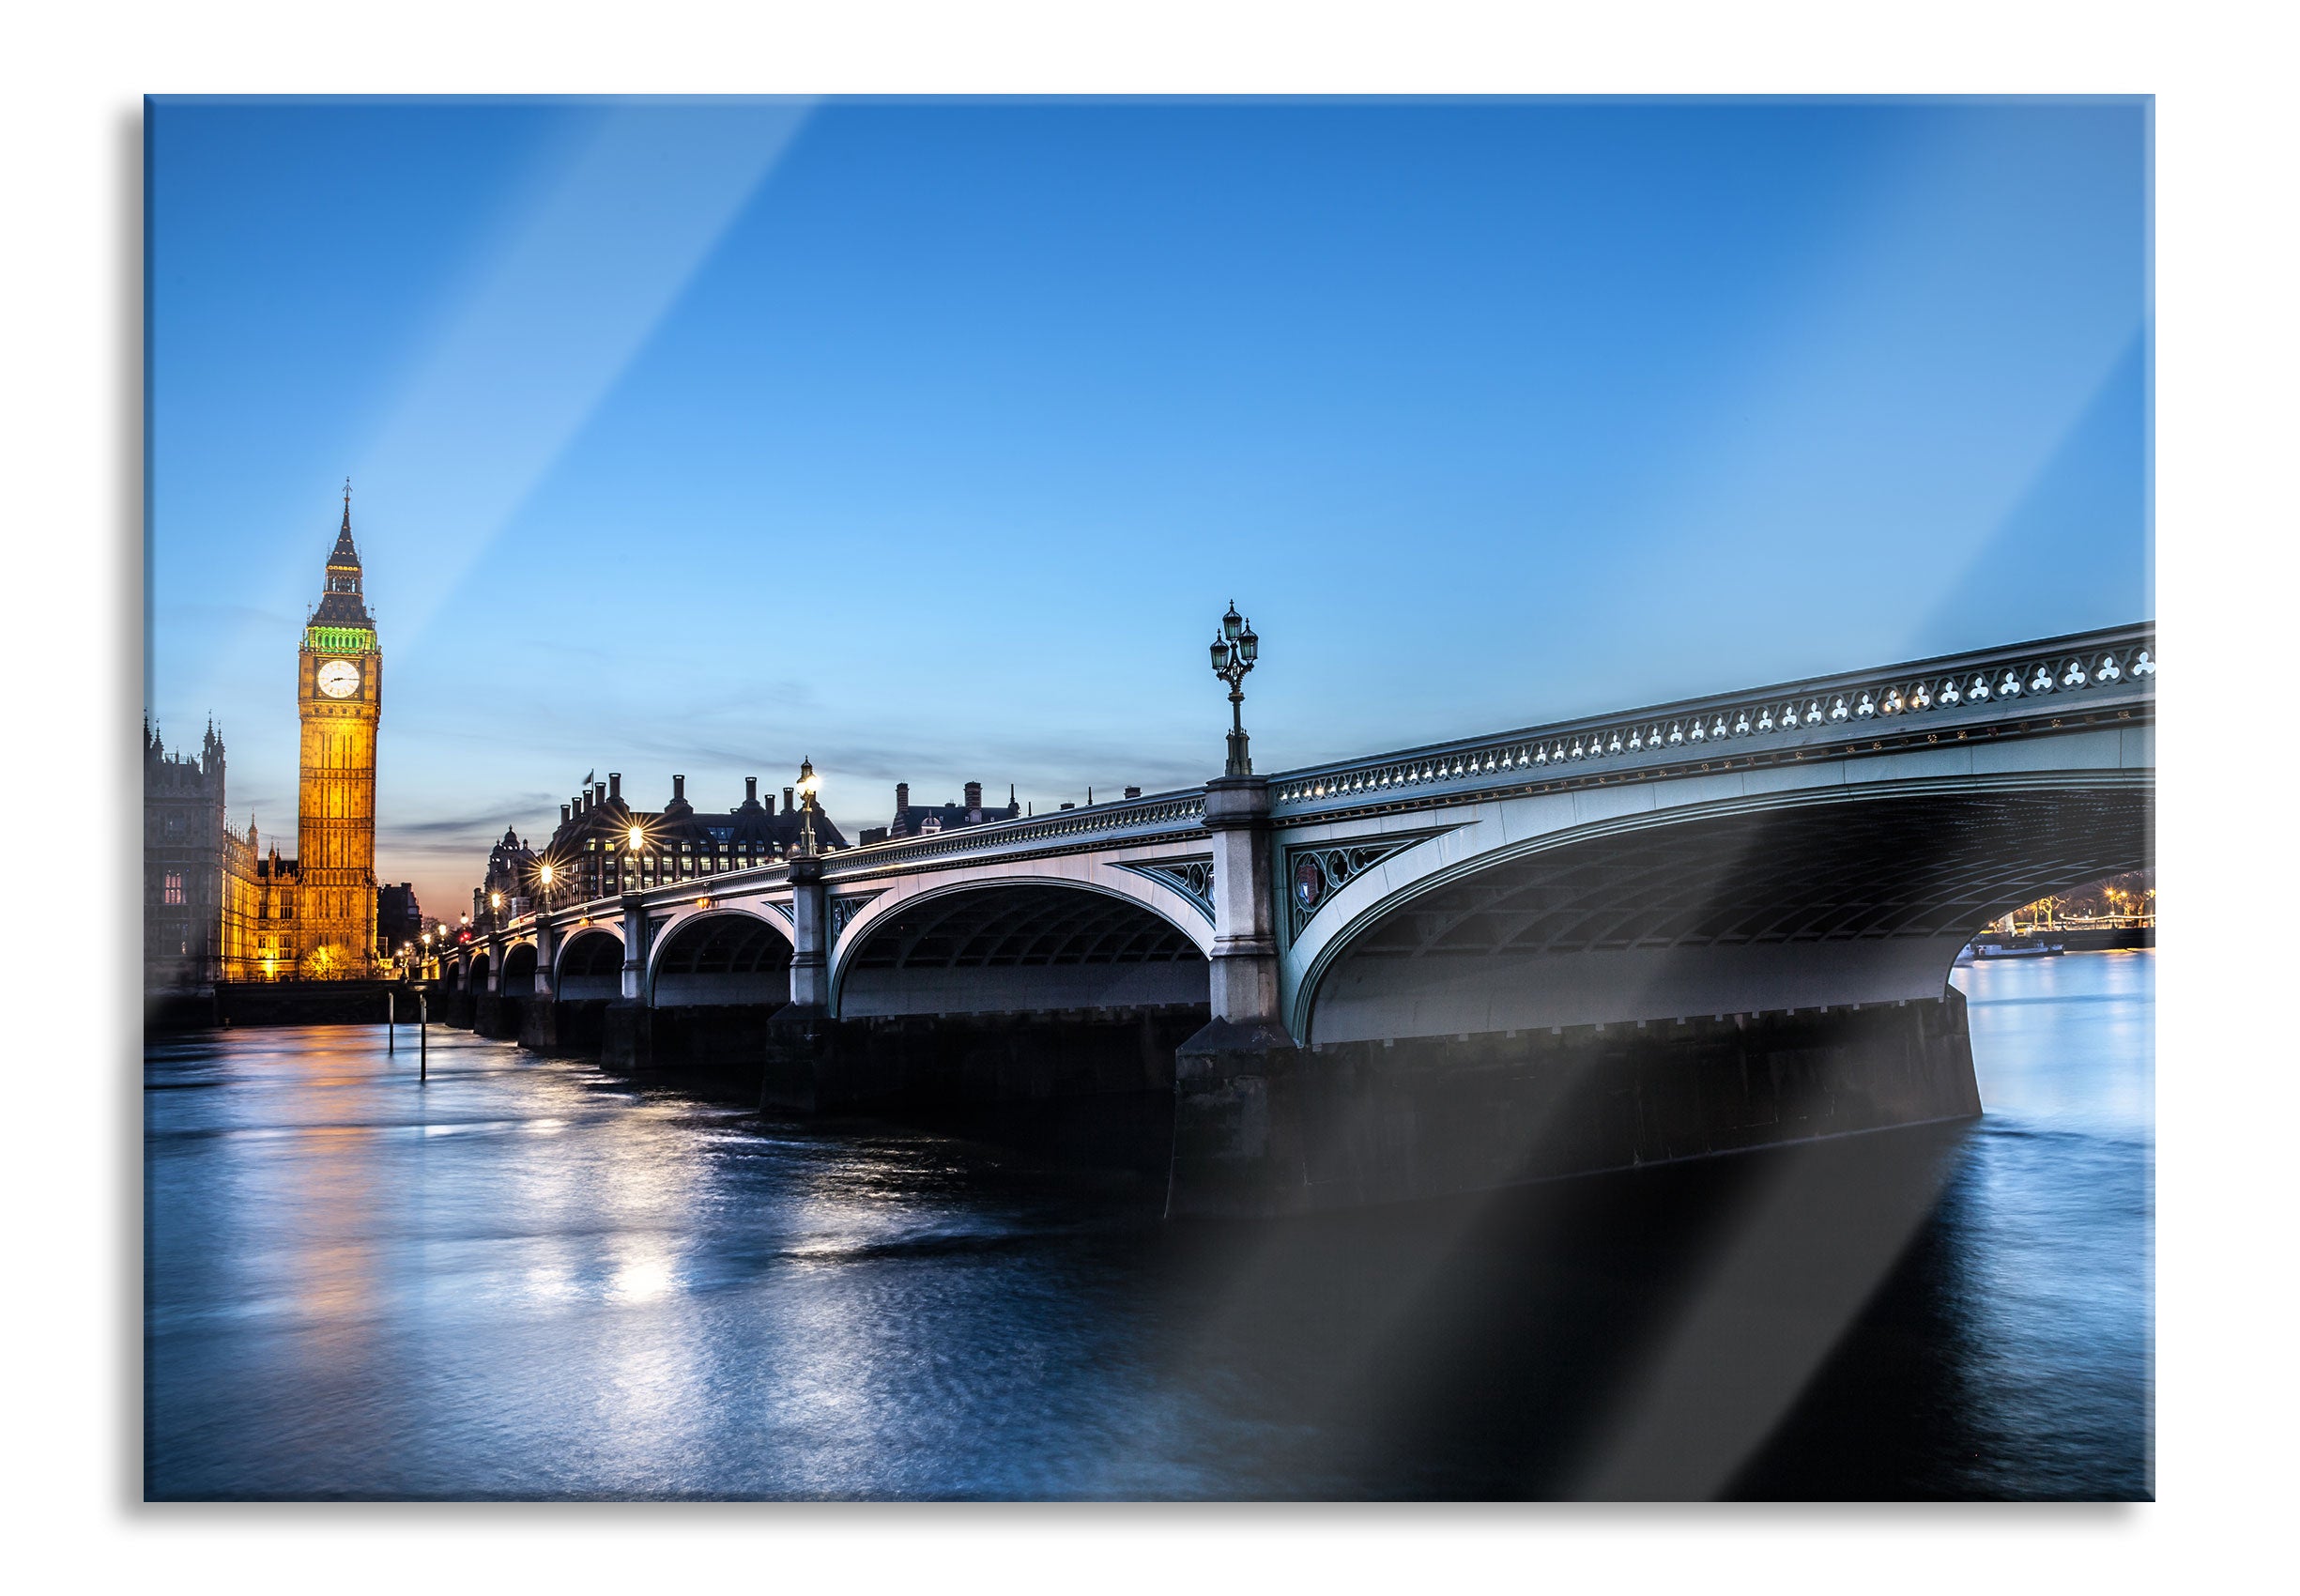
[{"left": 317, "top": 481, "right": 368, "bottom": 621}]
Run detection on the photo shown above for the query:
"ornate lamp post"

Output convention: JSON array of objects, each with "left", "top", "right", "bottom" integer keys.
[
  {"left": 621, "top": 821, "right": 646, "bottom": 894},
  {"left": 795, "top": 757, "right": 822, "bottom": 857},
  {"left": 1208, "top": 601, "right": 1261, "bottom": 776}
]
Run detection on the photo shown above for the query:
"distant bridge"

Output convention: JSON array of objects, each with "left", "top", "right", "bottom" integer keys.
[{"left": 439, "top": 622, "right": 2153, "bottom": 1215}]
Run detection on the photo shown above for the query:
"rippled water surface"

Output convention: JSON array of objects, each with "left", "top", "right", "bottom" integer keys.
[{"left": 146, "top": 952, "right": 2152, "bottom": 1499}]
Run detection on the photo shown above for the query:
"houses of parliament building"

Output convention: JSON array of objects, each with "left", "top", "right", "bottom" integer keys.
[{"left": 145, "top": 489, "right": 404, "bottom": 991}]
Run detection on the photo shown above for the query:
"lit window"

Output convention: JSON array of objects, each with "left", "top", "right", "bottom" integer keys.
[{"left": 163, "top": 871, "right": 184, "bottom": 905}]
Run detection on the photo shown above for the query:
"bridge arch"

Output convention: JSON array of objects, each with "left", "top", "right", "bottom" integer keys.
[
  {"left": 830, "top": 872, "right": 1210, "bottom": 1020},
  {"left": 499, "top": 942, "right": 537, "bottom": 990},
  {"left": 1288, "top": 743, "right": 2150, "bottom": 1043},
  {"left": 554, "top": 927, "right": 625, "bottom": 1001},
  {"left": 644, "top": 908, "right": 793, "bottom": 1006}
]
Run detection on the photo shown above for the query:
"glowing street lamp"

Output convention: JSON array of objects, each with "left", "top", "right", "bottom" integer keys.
[
  {"left": 795, "top": 757, "right": 822, "bottom": 857},
  {"left": 1207, "top": 600, "right": 1261, "bottom": 776}
]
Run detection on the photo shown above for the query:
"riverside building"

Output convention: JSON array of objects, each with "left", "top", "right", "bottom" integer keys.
[{"left": 483, "top": 773, "right": 851, "bottom": 920}]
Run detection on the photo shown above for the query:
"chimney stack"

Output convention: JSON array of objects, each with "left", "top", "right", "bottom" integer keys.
[
  {"left": 1123, "top": 786, "right": 1141, "bottom": 799},
  {"left": 561, "top": 803, "right": 572, "bottom": 823},
  {"left": 672, "top": 775, "right": 685, "bottom": 803},
  {"left": 783, "top": 786, "right": 795, "bottom": 813},
  {"left": 745, "top": 776, "right": 758, "bottom": 805},
  {"left": 897, "top": 782, "right": 911, "bottom": 814},
  {"left": 964, "top": 781, "right": 983, "bottom": 813},
  {"left": 593, "top": 781, "right": 606, "bottom": 807},
  {"left": 609, "top": 773, "right": 621, "bottom": 803}
]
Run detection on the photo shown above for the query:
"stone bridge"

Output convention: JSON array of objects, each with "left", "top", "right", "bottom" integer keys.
[{"left": 438, "top": 622, "right": 2153, "bottom": 1215}]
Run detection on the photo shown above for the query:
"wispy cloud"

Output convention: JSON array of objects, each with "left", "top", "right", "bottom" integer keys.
[{"left": 381, "top": 793, "right": 565, "bottom": 843}]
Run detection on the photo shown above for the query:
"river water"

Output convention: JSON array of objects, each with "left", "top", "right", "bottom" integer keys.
[{"left": 144, "top": 951, "right": 2153, "bottom": 1500}]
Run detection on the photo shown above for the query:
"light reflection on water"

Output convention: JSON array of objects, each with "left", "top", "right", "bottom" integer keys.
[{"left": 146, "top": 953, "right": 2151, "bottom": 1499}]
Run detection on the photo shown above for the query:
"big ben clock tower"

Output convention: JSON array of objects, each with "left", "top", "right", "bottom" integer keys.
[{"left": 296, "top": 483, "right": 382, "bottom": 976}]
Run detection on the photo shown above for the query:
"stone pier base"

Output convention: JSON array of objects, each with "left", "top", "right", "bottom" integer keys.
[
  {"left": 1167, "top": 990, "right": 1980, "bottom": 1218},
  {"left": 642, "top": 1003, "right": 786, "bottom": 1075},
  {"left": 517, "top": 997, "right": 559, "bottom": 1052},
  {"left": 582, "top": 1003, "right": 789, "bottom": 1076},
  {"left": 518, "top": 997, "right": 608, "bottom": 1056},
  {"left": 761, "top": 1005, "right": 1205, "bottom": 1168},
  {"left": 758, "top": 1003, "right": 842, "bottom": 1113},
  {"left": 472, "top": 991, "right": 522, "bottom": 1041},
  {"left": 600, "top": 1001, "right": 653, "bottom": 1073}
]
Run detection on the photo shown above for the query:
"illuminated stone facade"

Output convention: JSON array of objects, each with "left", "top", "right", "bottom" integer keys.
[
  {"left": 291, "top": 492, "right": 383, "bottom": 977},
  {"left": 486, "top": 773, "right": 846, "bottom": 921},
  {"left": 143, "top": 719, "right": 264, "bottom": 990}
]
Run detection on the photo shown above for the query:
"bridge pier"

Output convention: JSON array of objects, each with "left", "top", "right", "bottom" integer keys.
[
  {"left": 1170, "top": 775, "right": 1306, "bottom": 1216},
  {"left": 522, "top": 996, "right": 609, "bottom": 1055},
  {"left": 601, "top": 896, "right": 655, "bottom": 1071},
  {"left": 518, "top": 997, "right": 560, "bottom": 1051},
  {"left": 516, "top": 921, "right": 558, "bottom": 1050},
  {"left": 1173, "top": 990, "right": 1979, "bottom": 1216},
  {"left": 601, "top": 1003, "right": 653, "bottom": 1070},
  {"left": 759, "top": 855, "right": 833, "bottom": 1110},
  {"left": 473, "top": 990, "right": 511, "bottom": 1038},
  {"left": 762, "top": 1005, "right": 1198, "bottom": 1164}
]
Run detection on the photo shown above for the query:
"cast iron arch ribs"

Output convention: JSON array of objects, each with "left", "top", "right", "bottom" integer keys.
[
  {"left": 847, "top": 882, "right": 1205, "bottom": 971},
  {"left": 1341, "top": 788, "right": 2150, "bottom": 960}
]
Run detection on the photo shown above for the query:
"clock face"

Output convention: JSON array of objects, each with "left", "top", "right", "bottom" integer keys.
[{"left": 316, "top": 659, "right": 361, "bottom": 699}]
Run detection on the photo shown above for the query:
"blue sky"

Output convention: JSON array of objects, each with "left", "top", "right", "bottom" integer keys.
[{"left": 147, "top": 97, "right": 2149, "bottom": 914}]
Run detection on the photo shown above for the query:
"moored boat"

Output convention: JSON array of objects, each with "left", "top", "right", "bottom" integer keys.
[{"left": 1963, "top": 938, "right": 2065, "bottom": 960}]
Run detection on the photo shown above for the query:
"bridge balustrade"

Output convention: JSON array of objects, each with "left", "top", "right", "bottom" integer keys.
[{"left": 1268, "top": 624, "right": 2154, "bottom": 814}]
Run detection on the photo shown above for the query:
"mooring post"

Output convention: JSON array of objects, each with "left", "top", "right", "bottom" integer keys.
[
  {"left": 388, "top": 988, "right": 395, "bottom": 1054},
  {"left": 420, "top": 990, "right": 428, "bottom": 1082}
]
